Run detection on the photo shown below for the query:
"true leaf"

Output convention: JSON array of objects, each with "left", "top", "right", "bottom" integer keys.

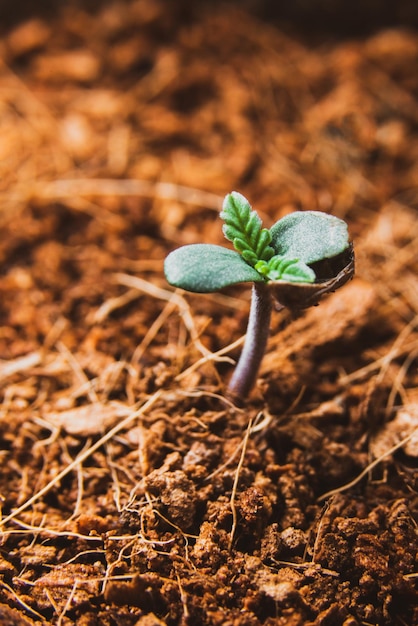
[
  {"left": 255, "top": 256, "right": 315, "bottom": 283},
  {"left": 221, "top": 192, "right": 275, "bottom": 265}
]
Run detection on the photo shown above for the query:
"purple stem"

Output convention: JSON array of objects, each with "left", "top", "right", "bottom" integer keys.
[{"left": 227, "top": 282, "right": 273, "bottom": 401}]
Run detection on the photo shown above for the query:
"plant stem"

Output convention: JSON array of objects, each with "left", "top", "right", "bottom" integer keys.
[{"left": 227, "top": 282, "right": 272, "bottom": 401}]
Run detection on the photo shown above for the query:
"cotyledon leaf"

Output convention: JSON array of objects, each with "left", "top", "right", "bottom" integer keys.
[
  {"left": 164, "top": 244, "right": 264, "bottom": 293},
  {"left": 269, "top": 210, "right": 349, "bottom": 264}
]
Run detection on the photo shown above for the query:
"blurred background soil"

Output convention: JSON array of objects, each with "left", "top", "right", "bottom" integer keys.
[{"left": 0, "top": 1, "right": 417, "bottom": 625}]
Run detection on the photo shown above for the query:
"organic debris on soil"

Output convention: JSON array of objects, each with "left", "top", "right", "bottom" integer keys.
[{"left": 0, "top": 2, "right": 417, "bottom": 625}]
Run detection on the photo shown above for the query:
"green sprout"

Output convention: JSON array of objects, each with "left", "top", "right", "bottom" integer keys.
[{"left": 164, "top": 192, "right": 354, "bottom": 401}]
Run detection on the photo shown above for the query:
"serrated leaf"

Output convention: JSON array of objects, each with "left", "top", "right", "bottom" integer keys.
[
  {"left": 246, "top": 212, "right": 261, "bottom": 234},
  {"left": 269, "top": 211, "right": 349, "bottom": 264},
  {"left": 220, "top": 192, "right": 260, "bottom": 244},
  {"left": 255, "top": 230, "right": 273, "bottom": 258},
  {"left": 164, "top": 244, "right": 264, "bottom": 293},
  {"left": 241, "top": 250, "right": 259, "bottom": 265},
  {"left": 231, "top": 237, "right": 250, "bottom": 253},
  {"left": 280, "top": 262, "right": 315, "bottom": 283},
  {"left": 222, "top": 224, "right": 242, "bottom": 241},
  {"left": 221, "top": 192, "right": 275, "bottom": 265},
  {"left": 255, "top": 256, "right": 315, "bottom": 283}
]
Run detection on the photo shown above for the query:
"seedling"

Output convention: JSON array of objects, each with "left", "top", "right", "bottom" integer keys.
[{"left": 164, "top": 192, "right": 354, "bottom": 401}]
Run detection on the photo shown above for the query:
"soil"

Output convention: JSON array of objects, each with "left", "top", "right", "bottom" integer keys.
[{"left": 0, "top": 2, "right": 417, "bottom": 625}]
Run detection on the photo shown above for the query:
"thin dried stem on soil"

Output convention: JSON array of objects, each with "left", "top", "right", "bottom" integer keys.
[
  {"left": 56, "top": 195, "right": 127, "bottom": 228},
  {"left": 379, "top": 227, "right": 418, "bottom": 274},
  {"left": 374, "top": 315, "right": 418, "bottom": 386},
  {"left": 339, "top": 338, "right": 418, "bottom": 385},
  {"left": 131, "top": 298, "right": 179, "bottom": 365},
  {"left": 0, "top": 580, "right": 45, "bottom": 621},
  {"left": 32, "top": 416, "right": 61, "bottom": 451},
  {"left": 174, "top": 335, "right": 242, "bottom": 381},
  {"left": 60, "top": 437, "right": 92, "bottom": 521},
  {"left": 112, "top": 474, "right": 197, "bottom": 555},
  {"left": 56, "top": 340, "right": 99, "bottom": 404},
  {"left": 308, "top": 499, "right": 333, "bottom": 564},
  {"left": 345, "top": 317, "right": 418, "bottom": 425},
  {"left": 386, "top": 346, "right": 418, "bottom": 417},
  {"left": 270, "top": 559, "right": 339, "bottom": 577},
  {"left": 63, "top": 548, "right": 107, "bottom": 567},
  {"left": 43, "top": 588, "right": 61, "bottom": 619},
  {"left": 30, "top": 178, "right": 223, "bottom": 210},
  {"left": 93, "top": 288, "right": 143, "bottom": 323},
  {"left": 145, "top": 506, "right": 198, "bottom": 545},
  {"left": 56, "top": 580, "right": 78, "bottom": 626},
  {"left": 11, "top": 461, "right": 31, "bottom": 508},
  {"left": 106, "top": 526, "right": 175, "bottom": 547},
  {"left": 104, "top": 443, "right": 138, "bottom": 513},
  {"left": 247, "top": 410, "right": 274, "bottom": 433},
  {"left": 101, "top": 518, "right": 185, "bottom": 596},
  {"left": 206, "top": 411, "right": 269, "bottom": 481},
  {"left": 0, "top": 351, "right": 42, "bottom": 382},
  {"left": 101, "top": 538, "right": 139, "bottom": 594},
  {"left": 115, "top": 273, "right": 212, "bottom": 359},
  {"left": 317, "top": 427, "right": 418, "bottom": 502},
  {"left": 176, "top": 571, "right": 190, "bottom": 621},
  {"left": 0, "top": 391, "right": 162, "bottom": 529},
  {"left": 176, "top": 388, "right": 241, "bottom": 410},
  {"left": 229, "top": 416, "right": 253, "bottom": 551},
  {"left": 339, "top": 317, "right": 418, "bottom": 386},
  {"left": 0, "top": 517, "right": 103, "bottom": 543}
]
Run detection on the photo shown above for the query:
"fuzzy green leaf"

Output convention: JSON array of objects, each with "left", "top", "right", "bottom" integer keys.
[
  {"left": 241, "top": 249, "right": 259, "bottom": 265},
  {"left": 221, "top": 192, "right": 275, "bottom": 265},
  {"left": 255, "top": 256, "right": 315, "bottom": 283},
  {"left": 269, "top": 211, "right": 349, "bottom": 264},
  {"left": 164, "top": 244, "right": 264, "bottom": 293}
]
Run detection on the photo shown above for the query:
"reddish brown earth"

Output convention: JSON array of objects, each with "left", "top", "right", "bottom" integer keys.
[{"left": 0, "top": 2, "right": 417, "bottom": 624}]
